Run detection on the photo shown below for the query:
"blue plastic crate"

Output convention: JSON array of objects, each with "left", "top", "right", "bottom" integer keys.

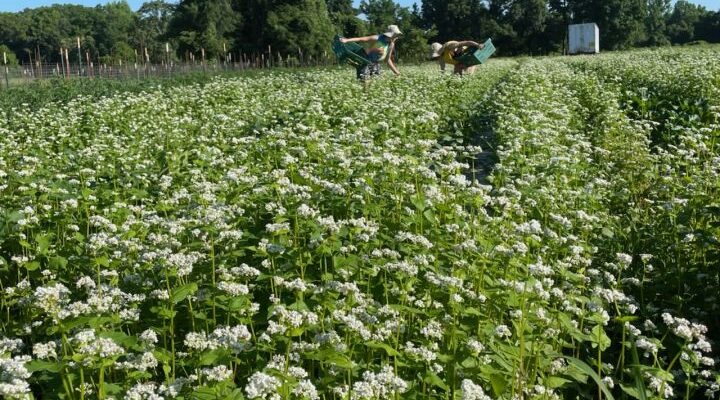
[
  {"left": 332, "top": 35, "right": 372, "bottom": 67},
  {"left": 456, "top": 38, "right": 496, "bottom": 66}
]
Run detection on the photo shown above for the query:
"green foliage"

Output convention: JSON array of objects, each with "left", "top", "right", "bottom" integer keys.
[
  {"left": 360, "top": 0, "right": 401, "bottom": 34},
  {"left": 265, "top": 0, "right": 336, "bottom": 58},
  {"left": 667, "top": 0, "right": 705, "bottom": 44},
  {"left": 136, "top": 0, "right": 176, "bottom": 61},
  {"left": 1, "top": 0, "right": 719, "bottom": 63},
  {"left": 0, "top": 45, "right": 18, "bottom": 65},
  {"left": 645, "top": 0, "right": 671, "bottom": 46},
  {"left": 168, "top": 0, "right": 239, "bottom": 59},
  {"left": 327, "top": 0, "right": 367, "bottom": 38}
]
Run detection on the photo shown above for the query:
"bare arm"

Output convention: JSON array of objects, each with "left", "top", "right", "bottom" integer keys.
[
  {"left": 386, "top": 40, "right": 400, "bottom": 76},
  {"left": 457, "top": 40, "right": 483, "bottom": 48},
  {"left": 439, "top": 58, "right": 446, "bottom": 73},
  {"left": 340, "top": 35, "right": 379, "bottom": 43}
]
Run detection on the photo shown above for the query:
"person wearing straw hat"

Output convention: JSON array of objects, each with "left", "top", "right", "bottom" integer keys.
[
  {"left": 340, "top": 24, "right": 402, "bottom": 81},
  {"left": 430, "top": 40, "right": 485, "bottom": 75}
]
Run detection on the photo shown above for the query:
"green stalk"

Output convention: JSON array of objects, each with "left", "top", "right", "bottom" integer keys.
[{"left": 98, "top": 366, "right": 105, "bottom": 399}]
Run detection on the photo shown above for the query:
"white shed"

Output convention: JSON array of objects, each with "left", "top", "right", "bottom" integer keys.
[{"left": 568, "top": 23, "right": 600, "bottom": 54}]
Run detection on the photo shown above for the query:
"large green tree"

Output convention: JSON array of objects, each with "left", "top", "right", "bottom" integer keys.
[
  {"left": 395, "top": 4, "right": 433, "bottom": 62},
  {"left": 326, "top": 0, "right": 366, "bottom": 37},
  {"left": 695, "top": 10, "right": 720, "bottom": 42},
  {"left": 666, "top": 0, "right": 706, "bottom": 43},
  {"left": 546, "top": 0, "right": 571, "bottom": 53},
  {"left": 645, "top": 0, "right": 671, "bottom": 46},
  {"left": 94, "top": 2, "right": 136, "bottom": 62},
  {"left": 421, "top": 0, "right": 490, "bottom": 41},
  {"left": 236, "top": 0, "right": 335, "bottom": 59},
  {"left": 0, "top": 12, "right": 28, "bottom": 58},
  {"left": 265, "top": 0, "right": 335, "bottom": 58},
  {"left": 360, "top": 0, "right": 401, "bottom": 34},
  {"left": 507, "top": 0, "right": 548, "bottom": 54},
  {"left": 168, "top": 0, "right": 240, "bottom": 60},
  {"left": 136, "top": 0, "right": 176, "bottom": 62}
]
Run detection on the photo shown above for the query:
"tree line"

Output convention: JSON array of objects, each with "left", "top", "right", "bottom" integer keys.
[{"left": 0, "top": 0, "right": 718, "bottom": 66}]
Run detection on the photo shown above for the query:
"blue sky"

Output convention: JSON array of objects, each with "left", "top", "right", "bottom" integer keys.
[{"left": 0, "top": 0, "right": 718, "bottom": 13}]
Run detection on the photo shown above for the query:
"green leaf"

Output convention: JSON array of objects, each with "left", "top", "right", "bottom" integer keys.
[
  {"left": 49, "top": 256, "right": 68, "bottom": 269},
  {"left": 460, "top": 356, "right": 477, "bottom": 368},
  {"left": 36, "top": 234, "right": 52, "bottom": 255},
  {"left": 306, "top": 349, "right": 354, "bottom": 369},
  {"left": 171, "top": 282, "right": 198, "bottom": 304},
  {"left": 163, "top": 363, "right": 172, "bottom": 378},
  {"left": 288, "top": 300, "right": 309, "bottom": 311},
  {"left": 591, "top": 325, "right": 611, "bottom": 351},
  {"left": 190, "top": 386, "right": 218, "bottom": 400},
  {"left": 6, "top": 211, "right": 23, "bottom": 223},
  {"left": 461, "top": 307, "right": 482, "bottom": 317},
  {"left": 104, "top": 383, "right": 123, "bottom": 395},
  {"left": 26, "top": 360, "right": 61, "bottom": 373},
  {"left": 199, "top": 349, "right": 229, "bottom": 366},
  {"left": 565, "top": 356, "right": 615, "bottom": 400},
  {"left": 546, "top": 376, "right": 571, "bottom": 388},
  {"left": 488, "top": 373, "right": 508, "bottom": 396},
  {"left": 601, "top": 227, "right": 614, "bottom": 238},
  {"left": 620, "top": 384, "right": 643, "bottom": 399},
  {"left": 99, "top": 330, "right": 137, "bottom": 348},
  {"left": 423, "top": 209, "right": 437, "bottom": 224},
  {"left": 410, "top": 194, "right": 426, "bottom": 211},
  {"left": 365, "top": 340, "right": 400, "bottom": 356},
  {"left": 24, "top": 261, "right": 40, "bottom": 271},
  {"left": 423, "top": 372, "right": 449, "bottom": 391},
  {"left": 95, "top": 255, "right": 110, "bottom": 267}
]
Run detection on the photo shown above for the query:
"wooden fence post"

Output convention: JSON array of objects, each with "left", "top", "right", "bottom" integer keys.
[
  {"left": 59, "top": 48, "right": 65, "bottom": 78},
  {"left": 77, "top": 36, "right": 82, "bottom": 76},
  {"left": 86, "top": 51, "right": 92, "bottom": 78},
  {"left": 3, "top": 52, "right": 8, "bottom": 89},
  {"left": 64, "top": 48, "right": 70, "bottom": 79}
]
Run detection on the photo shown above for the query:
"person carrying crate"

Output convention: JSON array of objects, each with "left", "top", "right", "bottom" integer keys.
[
  {"left": 339, "top": 25, "right": 402, "bottom": 81},
  {"left": 430, "top": 40, "right": 486, "bottom": 75}
]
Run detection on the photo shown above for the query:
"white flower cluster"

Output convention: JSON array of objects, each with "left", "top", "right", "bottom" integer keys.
[
  {"left": 245, "top": 371, "right": 282, "bottom": 400},
  {"left": 73, "top": 330, "right": 125, "bottom": 363},
  {"left": 184, "top": 324, "right": 251, "bottom": 353},
  {"left": 461, "top": 379, "right": 492, "bottom": 400},
  {"left": 337, "top": 366, "right": 408, "bottom": 400},
  {"left": 0, "top": 354, "right": 31, "bottom": 398}
]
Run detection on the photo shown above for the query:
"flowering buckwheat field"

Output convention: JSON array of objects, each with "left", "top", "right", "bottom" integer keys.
[{"left": 0, "top": 47, "right": 719, "bottom": 400}]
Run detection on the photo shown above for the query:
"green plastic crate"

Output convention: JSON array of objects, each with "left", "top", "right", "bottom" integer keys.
[
  {"left": 455, "top": 38, "right": 496, "bottom": 67},
  {"left": 332, "top": 35, "right": 372, "bottom": 67}
]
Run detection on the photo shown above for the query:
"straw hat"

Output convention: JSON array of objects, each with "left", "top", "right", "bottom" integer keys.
[
  {"left": 384, "top": 25, "right": 403, "bottom": 38},
  {"left": 430, "top": 42, "right": 443, "bottom": 59}
]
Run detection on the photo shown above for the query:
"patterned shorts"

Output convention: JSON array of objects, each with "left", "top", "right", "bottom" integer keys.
[{"left": 356, "top": 62, "right": 381, "bottom": 81}]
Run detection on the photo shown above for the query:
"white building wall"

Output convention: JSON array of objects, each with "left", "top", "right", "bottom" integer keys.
[{"left": 568, "top": 23, "right": 600, "bottom": 54}]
